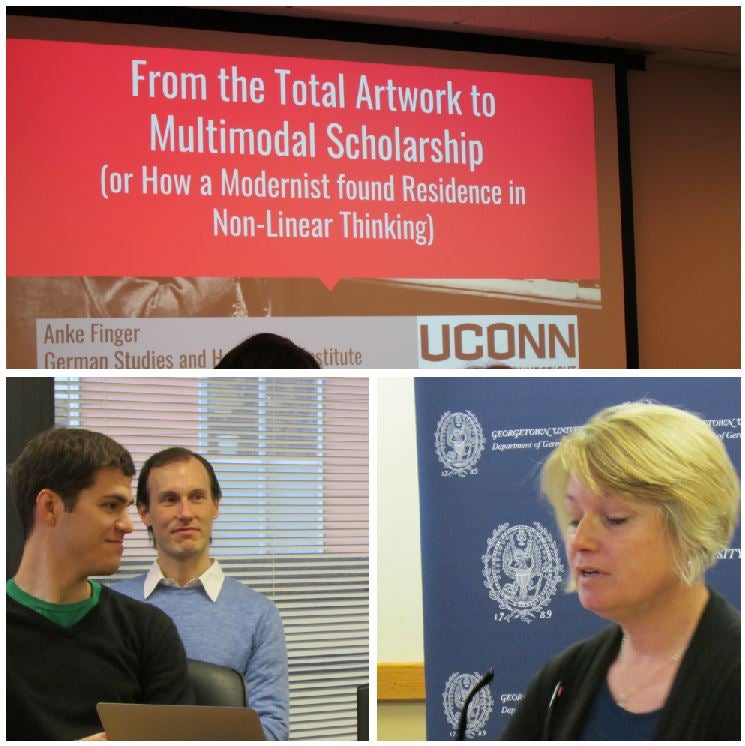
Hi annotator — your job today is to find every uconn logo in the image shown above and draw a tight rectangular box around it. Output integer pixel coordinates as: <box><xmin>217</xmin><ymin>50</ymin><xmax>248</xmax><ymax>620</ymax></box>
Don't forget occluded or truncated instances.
<box><xmin>418</xmin><ymin>316</ymin><xmax>578</xmax><ymax>368</ymax></box>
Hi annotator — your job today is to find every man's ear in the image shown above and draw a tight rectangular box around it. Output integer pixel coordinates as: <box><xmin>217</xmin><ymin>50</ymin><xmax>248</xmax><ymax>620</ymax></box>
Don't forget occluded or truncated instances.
<box><xmin>137</xmin><ymin>503</ymin><xmax>151</xmax><ymax>528</ymax></box>
<box><xmin>36</xmin><ymin>488</ymin><xmax>63</xmax><ymax>527</ymax></box>
<box><xmin>212</xmin><ymin>498</ymin><xmax>220</xmax><ymax>519</ymax></box>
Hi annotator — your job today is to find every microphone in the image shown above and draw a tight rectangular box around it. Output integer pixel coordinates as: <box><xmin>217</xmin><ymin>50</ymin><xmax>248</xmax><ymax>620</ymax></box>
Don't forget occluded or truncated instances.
<box><xmin>457</xmin><ymin>668</ymin><xmax>494</xmax><ymax>740</ymax></box>
<box><xmin>542</xmin><ymin>680</ymin><xmax>564</xmax><ymax>739</ymax></box>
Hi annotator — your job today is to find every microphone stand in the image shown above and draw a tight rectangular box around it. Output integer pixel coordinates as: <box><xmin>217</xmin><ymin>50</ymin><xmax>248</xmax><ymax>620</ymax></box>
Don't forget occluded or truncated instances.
<box><xmin>456</xmin><ymin>668</ymin><xmax>494</xmax><ymax>740</ymax></box>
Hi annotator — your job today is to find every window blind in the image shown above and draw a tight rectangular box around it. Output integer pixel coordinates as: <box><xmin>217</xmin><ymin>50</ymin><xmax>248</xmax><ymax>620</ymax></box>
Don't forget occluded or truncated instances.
<box><xmin>54</xmin><ymin>376</ymin><xmax>369</xmax><ymax>740</ymax></box>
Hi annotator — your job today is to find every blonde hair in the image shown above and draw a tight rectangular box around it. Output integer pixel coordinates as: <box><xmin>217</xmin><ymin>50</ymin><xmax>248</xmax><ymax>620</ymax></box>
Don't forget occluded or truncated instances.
<box><xmin>541</xmin><ymin>401</ymin><xmax>740</xmax><ymax>585</ymax></box>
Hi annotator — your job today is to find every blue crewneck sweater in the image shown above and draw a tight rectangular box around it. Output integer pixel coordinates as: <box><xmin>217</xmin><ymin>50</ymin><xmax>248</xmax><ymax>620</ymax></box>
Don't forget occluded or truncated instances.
<box><xmin>113</xmin><ymin>573</ymin><xmax>289</xmax><ymax>740</ymax></box>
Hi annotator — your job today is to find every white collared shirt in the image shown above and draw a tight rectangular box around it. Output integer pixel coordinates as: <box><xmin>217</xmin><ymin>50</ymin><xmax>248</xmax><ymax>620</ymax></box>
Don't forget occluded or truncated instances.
<box><xmin>143</xmin><ymin>558</ymin><xmax>225</xmax><ymax>603</ymax></box>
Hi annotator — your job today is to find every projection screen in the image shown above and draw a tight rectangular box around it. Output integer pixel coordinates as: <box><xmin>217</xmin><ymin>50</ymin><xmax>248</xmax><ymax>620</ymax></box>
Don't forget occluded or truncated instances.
<box><xmin>7</xmin><ymin>9</ymin><xmax>639</xmax><ymax>369</ymax></box>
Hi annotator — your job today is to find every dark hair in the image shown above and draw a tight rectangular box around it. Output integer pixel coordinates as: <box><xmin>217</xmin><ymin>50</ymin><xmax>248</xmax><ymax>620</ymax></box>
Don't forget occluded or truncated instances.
<box><xmin>215</xmin><ymin>332</ymin><xmax>321</xmax><ymax>369</ymax></box>
<box><xmin>11</xmin><ymin>427</ymin><xmax>135</xmax><ymax>541</ymax></box>
<box><xmin>137</xmin><ymin>447</ymin><xmax>222</xmax><ymax>510</ymax></box>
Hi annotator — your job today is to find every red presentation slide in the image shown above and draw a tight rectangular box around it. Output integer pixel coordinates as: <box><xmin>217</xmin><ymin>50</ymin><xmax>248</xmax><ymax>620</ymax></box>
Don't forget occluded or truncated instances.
<box><xmin>8</xmin><ymin>39</ymin><xmax>600</xmax><ymax>289</ymax></box>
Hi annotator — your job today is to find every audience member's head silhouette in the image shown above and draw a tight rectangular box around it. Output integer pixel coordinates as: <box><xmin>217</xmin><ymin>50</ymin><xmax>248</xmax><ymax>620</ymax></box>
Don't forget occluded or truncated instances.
<box><xmin>215</xmin><ymin>332</ymin><xmax>320</xmax><ymax>369</ymax></box>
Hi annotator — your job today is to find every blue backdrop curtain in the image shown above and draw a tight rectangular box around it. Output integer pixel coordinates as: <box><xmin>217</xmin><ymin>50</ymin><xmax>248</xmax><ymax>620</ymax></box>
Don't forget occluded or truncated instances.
<box><xmin>415</xmin><ymin>376</ymin><xmax>740</xmax><ymax>740</ymax></box>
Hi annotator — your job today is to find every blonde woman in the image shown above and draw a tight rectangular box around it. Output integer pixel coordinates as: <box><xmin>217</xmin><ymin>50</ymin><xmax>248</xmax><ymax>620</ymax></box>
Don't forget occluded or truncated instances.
<box><xmin>502</xmin><ymin>402</ymin><xmax>740</xmax><ymax>740</ymax></box>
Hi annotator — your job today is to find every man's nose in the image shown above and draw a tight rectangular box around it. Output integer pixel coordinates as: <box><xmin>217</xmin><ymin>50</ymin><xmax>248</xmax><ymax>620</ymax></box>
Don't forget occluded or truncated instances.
<box><xmin>118</xmin><ymin>511</ymin><xmax>134</xmax><ymax>534</ymax></box>
<box><xmin>176</xmin><ymin>497</ymin><xmax>193</xmax><ymax>519</ymax></box>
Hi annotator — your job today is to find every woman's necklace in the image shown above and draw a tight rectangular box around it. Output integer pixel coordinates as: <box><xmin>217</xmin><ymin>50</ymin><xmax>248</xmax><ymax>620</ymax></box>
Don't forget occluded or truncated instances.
<box><xmin>614</xmin><ymin>636</ymin><xmax>683</xmax><ymax>708</ymax></box>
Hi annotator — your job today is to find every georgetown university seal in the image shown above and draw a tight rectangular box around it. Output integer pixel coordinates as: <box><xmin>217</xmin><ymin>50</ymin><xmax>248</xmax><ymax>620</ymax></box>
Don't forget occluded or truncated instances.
<box><xmin>482</xmin><ymin>522</ymin><xmax>564</xmax><ymax>623</ymax></box>
<box><xmin>435</xmin><ymin>410</ymin><xmax>485</xmax><ymax>477</ymax></box>
<box><xmin>443</xmin><ymin>672</ymin><xmax>494</xmax><ymax>739</ymax></box>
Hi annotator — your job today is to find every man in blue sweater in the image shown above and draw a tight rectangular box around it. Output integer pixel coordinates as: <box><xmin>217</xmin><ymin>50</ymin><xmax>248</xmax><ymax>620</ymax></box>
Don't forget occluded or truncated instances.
<box><xmin>7</xmin><ymin>428</ymin><xmax>193</xmax><ymax>740</ymax></box>
<box><xmin>113</xmin><ymin>447</ymin><xmax>289</xmax><ymax>740</ymax></box>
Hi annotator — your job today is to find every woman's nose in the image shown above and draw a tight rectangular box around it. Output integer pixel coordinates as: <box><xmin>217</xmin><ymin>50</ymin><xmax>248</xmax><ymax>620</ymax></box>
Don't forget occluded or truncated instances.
<box><xmin>569</xmin><ymin>515</ymin><xmax>598</xmax><ymax>552</ymax></box>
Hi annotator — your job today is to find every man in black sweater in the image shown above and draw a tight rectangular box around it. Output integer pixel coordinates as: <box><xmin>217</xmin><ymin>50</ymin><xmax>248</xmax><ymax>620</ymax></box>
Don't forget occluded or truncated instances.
<box><xmin>7</xmin><ymin>427</ymin><xmax>193</xmax><ymax>740</ymax></box>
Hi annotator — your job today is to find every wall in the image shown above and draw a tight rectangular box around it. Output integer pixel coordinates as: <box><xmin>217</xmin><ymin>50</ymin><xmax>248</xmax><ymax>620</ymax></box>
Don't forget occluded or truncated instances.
<box><xmin>378</xmin><ymin>378</ymin><xmax>423</xmax><ymax>663</ymax></box>
<box><xmin>377</xmin><ymin>378</ymin><xmax>426</xmax><ymax>740</ymax></box>
<box><xmin>628</xmin><ymin>61</ymin><xmax>740</xmax><ymax>368</ymax></box>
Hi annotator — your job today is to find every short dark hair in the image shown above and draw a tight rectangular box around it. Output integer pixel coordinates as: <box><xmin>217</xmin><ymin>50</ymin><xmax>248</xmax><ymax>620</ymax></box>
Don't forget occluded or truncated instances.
<box><xmin>137</xmin><ymin>447</ymin><xmax>222</xmax><ymax>510</ymax></box>
<box><xmin>215</xmin><ymin>332</ymin><xmax>320</xmax><ymax>369</ymax></box>
<box><xmin>11</xmin><ymin>427</ymin><xmax>135</xmax><ymax>541</ymax></box>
